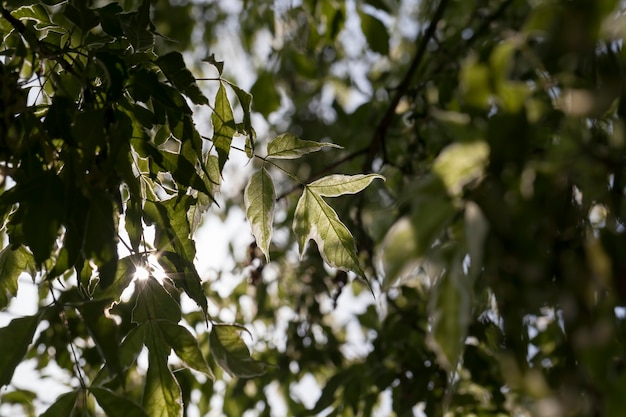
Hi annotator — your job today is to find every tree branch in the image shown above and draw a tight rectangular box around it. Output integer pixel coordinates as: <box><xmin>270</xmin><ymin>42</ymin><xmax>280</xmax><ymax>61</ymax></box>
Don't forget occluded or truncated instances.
<box><xmin>362</xmin><ymin>0</ymin><xmax>450</xmax><ymax>172</ymax></box>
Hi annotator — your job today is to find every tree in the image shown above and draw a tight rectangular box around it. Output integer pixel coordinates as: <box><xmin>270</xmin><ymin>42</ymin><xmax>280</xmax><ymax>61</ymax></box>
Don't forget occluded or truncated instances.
<box><xmin>1</xmin><ymin>0</ymin><xmax>626</xmax><ymax>416</ymax></box>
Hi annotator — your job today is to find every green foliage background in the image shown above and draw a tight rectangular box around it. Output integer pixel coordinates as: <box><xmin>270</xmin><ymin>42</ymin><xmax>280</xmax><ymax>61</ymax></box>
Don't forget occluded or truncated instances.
<box><xmin>2</xmin><ymin>0</ymin><xmax>626</xmax><ymax>416</ymax></box>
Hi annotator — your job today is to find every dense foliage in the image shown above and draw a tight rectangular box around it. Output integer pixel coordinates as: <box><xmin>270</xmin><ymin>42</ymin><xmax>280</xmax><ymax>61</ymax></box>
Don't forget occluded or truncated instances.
<box><xmin>2</xmin><ymin>0</ymin><xmax>626</xmax><ymax>416</ymax></box>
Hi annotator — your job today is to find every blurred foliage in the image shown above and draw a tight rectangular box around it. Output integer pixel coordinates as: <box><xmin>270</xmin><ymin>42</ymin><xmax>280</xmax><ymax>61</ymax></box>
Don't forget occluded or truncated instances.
<box><xmin>2</xmin><ymin>0</ymin><xmax>626</xmax><ymax>416</ymax></box>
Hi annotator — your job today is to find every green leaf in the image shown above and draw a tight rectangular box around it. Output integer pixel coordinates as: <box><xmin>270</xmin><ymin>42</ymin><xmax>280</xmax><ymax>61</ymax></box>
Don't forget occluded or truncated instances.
<box><xmin>250</xmin><ymin>71</ymin><xmax>280</xmax><ymax>117</ymax></box>
<box><xmin>359</xmin><ymin>11</ymin><xmax>389</xmax><ymax>55</ymax></box>
<box><xmin>293</xmin><ymin>188</ymin><xmax>363</xmax><ymax>276</ymax></box>
<box><xmin>78</xmin><ymin>300</ymin><xmax>122</xmax><ymax>379</ymax></box>
<box><xmin>156</xmin><ymin>51</ymin><xmax>208</xmax><ymax>106</ymax></box>
<box><xmin>211</xmin><ymin>82</ymin><xmax>236</xmax><ymax>172</ymax></box>
<box><xmin>464</xmin><ymin>202</ymin><xmax>489</xmax><ymax>280</ymax></box>
<box><xmin>210</xmin><ymin>324</ymin><xmax>266</xmax><ymax>378</ymax></box>
<box><xmin>229</xmin><ymin>82</ymin><xmax>255</xmax><ymax>146</ymax></box>
<box><xmin>92</xmin><ymin>254</ymin><xmax>139</xmax><ymax>301</ymax></box>
<box><xmin>0</xmin><ymin>314</ymin><xmax>40</xmax><ymax>387</ymax></box>
<box><xmin>143</xmin><ymin>197</ymin><xmax>208</xmax><ymax>316</ymax></box>
<box><xmin>244</xmin><ymin>168</ymin><xmax>275</xmax><ymax>262</ymax></box>
<box><xmin>427</xmin><ymin>252</ymin><xmax>471</xmax><ymax>371</ymax></box>
<box><xmin>83</xmin><ymin>193</ymin><xmax>119</xmax><ymax>289</ymax></box>
<box><xmin>432</xmin><ymin>140</ymin><xmax>489</xmax><ymax>198</ymax></box>
<box><xmin>157</xmin><ymin>321</ymin><xmax>214</xmax><ymax>380</ymax></box>
<box><xmin>90</xmin><ymin>387</ymin><xmax>148</xmax><ymax>417</ymax></box>
<box><xmin>91</xmin><ymin>324</ymin><xmax>147</xmax><ymax>387</ymax></box>
<box><xmin>306</xmin><ymin>174</ymin><xmax>384</xmax><ymax>196</ymax></box>
<box><xmin>143</xmin><ymin>325</ymin><xmax>183</xmax><ymax>417</ymax></box>
<box><xmin>40</xmin><ymin>390</ymin><xmax>79</xmax><ymax>417</ymax></box>
<box><xmin>266</xmin><ymin>133</ymin><xmax>342</xmax><ymax>159</ymax></box>
<box><xmin>132</xmin><ymin>277</ymin><xmax>182</xmax><ymax>324</ymax></box>
<box><xmin>0</xmin><ymin>245</ymin><xmax>35</xmax><ymax>310</ymax></box>
<box><xmin>125</xmin><ymin>197</ymin><xmax>142</xmax><ymax>253</ymax></box>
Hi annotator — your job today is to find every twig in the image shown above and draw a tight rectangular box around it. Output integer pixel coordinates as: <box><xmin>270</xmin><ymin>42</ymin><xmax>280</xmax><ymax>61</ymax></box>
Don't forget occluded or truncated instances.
<box><xmin>49</xmin><ymin>282</ymin><xmax>87</xmax><ymax>390</ymax></box>
<box><xmin>362</xmin><ymin>0</ymin><xmax>450</xmax><ymax>172</ymax></box>
<box><xmin>275</xmin><ymin>147</ymin><xmax>369</xmax><ymax>200</ymax></box>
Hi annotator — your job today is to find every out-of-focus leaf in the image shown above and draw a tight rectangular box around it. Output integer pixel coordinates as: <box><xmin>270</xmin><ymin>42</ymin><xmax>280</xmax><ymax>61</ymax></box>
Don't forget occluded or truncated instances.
<box><xmin>266</xmin><ymin>133</ymin><xmax>341</xmax><ymax>159</ymax></box>
<box><xmin>40</xmin><ymin>390</ymin><xmax>79</xmax><ymax>417</ymax></box>
<box><xmin>0</xmin><ymin>245</ymin><xmax>35</xmax><ymax>310</ymax></box>
<box><xmin>250</xmin><ymin>71</ymin><xmax>280</xmax><ymax>117</ymax></box>
<box><xmin>359</xmin><ymin>11</ymin><xmax>389</xmax><ymax>55</ymax></box>
<box><xmin>210</xmin><ymin>324</ymin><xmax>265</xmax><ymax>378</ymax></box>
<box><xmin>156</xmin><ymin>51</ymin><xmax>208</xmax><ymax>105</ymax></box>
<box><xmin>84</xmin><ymin>193</ymin><xmax>119</xmax><ymax>289</ymax></box>
<box><xmin>379</xmin><ymin>217</ymin><xmax>421</xmax><ymax>290</ymax></box>
<box><xmin>157</xmin><ymin>321</ymin><xmax>214</xmax><ymax>380</ymax></box>
<box><xmin>244</xmin><ymin>168</ymin><xmax>275</xmax><ymax>262</ymax></box>
<box><xmin>427</xmin><ymin>253</ymin><xmax>471</xmax><ymax>371</ymax></box>
<box><xmin>90</xmin><ymin>387</ymin><xmax>148</xmax><ymax>417</ymax></box>
<box><xmin>0</xmin><ymin>314</ymin><xmax>40</xmax><ymax>386</ymax></box>
<box><xmin>212</xmin><ymin>82</ymin><xmax>236</xmax><ymax>173</ymax></box>
<box><xmin>464</xmin><ymin>202</ymin><xmax>488</xmax><ymax>280</ymax></box>
<box><xmin>432</xmin><ymin>140</ymin><xmax>489</xmax><ymax>197</ymax></box>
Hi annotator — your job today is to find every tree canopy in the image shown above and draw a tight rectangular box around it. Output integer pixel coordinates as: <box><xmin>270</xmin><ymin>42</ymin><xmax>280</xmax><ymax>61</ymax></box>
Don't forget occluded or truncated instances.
<box><xmin>2</xmin><ymin>0</ymin><xmax>626</xmax><ymax>416</ymax></box>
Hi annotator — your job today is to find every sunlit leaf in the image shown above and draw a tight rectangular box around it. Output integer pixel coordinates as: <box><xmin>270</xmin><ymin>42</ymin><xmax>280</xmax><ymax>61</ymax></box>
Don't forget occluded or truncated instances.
<box><xmin>157</xmin><ymin>321</ymin><xmax>214</xmax><ymax>380</ymax></box>
<box><xmin>307</xmin><ymin>174</ymin><xmax>384</xmax><ymax>197</ymax></box>
<box><xmin>0</xmin><ymin>314</ymin><xmax>40</xmax><ymax>387</ymax></box>
<box><xmin>379</xmin><ymin>217</ymin><xmax>421</xmax><ymax>290</ymax></box>
<box><xmin>0</xmin><ymin>245</ymin><xmax>35</xmax><ymax>310</ymax></box>
<box><xmin>244</xmin><ymin>168</ymin><xmax>275</xmax><ymax>262</ymax></box>
<box><xmin>266</xmin><ymin>133</ymin><xmax>341</xmax><ymax>159</ymax></box>
<box><xmin>211</xmin><ymin>82</ymin><xmax>236</xmax><ymax>172</ymax></box>
<box><xmin>293</xmin><ymin>188</ymin><xmax>364</xmax><ymax>276</ymax></box>
<box><xmin>210</xmin><ymin>324</ymin><xmax>265</xmax><ymax>378</ymax></box>
<box><xmin>432</xmin><ymin>140</ymin><xmax>489</xmax><ymax>197</ymax></box>
<box><xmin>90</xmin><ymin>387</ymin><xmax>148</xmax><ymax>417</ymax></box>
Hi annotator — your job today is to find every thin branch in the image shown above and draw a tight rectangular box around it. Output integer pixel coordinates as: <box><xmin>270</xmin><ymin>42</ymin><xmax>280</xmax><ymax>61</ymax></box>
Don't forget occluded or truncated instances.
<box><xmin>362</xmin><ymin>0</ymin><xmax>450</xmax><ymax>172</ymax></box>
<box><xmin>49</xmin><ymin>282</ymin><xmax>87</xmax><ymax>390</ymax></box>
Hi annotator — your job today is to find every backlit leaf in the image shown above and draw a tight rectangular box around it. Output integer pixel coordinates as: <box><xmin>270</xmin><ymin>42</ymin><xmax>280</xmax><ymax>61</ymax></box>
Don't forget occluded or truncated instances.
<box><xmin>211</xmin><ymin>82</ymin><xmax>236</xmax><ymax>172</ymax></box>
<box><xmin>293</xmin><ymin>188</ymin><xmax>364</xmax><ymax>276</ymax></box>
<box><xmin>0</xmin><ymin>314</ymin><xmax>40</xmax><ymax>387</ymax></box>
<box><xmin>250</xmin><ymin>71</ymin><xmax>280</xmax><ymax>117</ymax></box>
<box><xmin>143</xmin><ymin>335</ymin><xmax>183</xmax><ymax>417</ymax></box>
<box><xmin>132</xmin><ymin>277</ymin><xmax>181</xmax><ymax>324</ymax></box>
<box><xmin>244</xmin><ymin>168</ymin><xmax>275</xmax><ymax>262</ymax></box>
<box><xmin>266</xmin><ymin>133</ymin><xmax>341</xmax><ymax>159</ymax></box>
<box><xmin>78</xmin><ymin>300</ymin><xmax>122</xmax><ymax>378</ymax></box>
<box><xmin>0</xmin><ymin>245</ymin><xmax>35</xmax><ymax>310</ymax></box>
<box><xmin>157</xmin><ymin>321</ymin><xmax>214</xmax><ymax>380</ymax></box>
<box><xmin>210</xmin><ymin>324</ymin><xmax>265</xmax><ymax>378</ymax></box>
